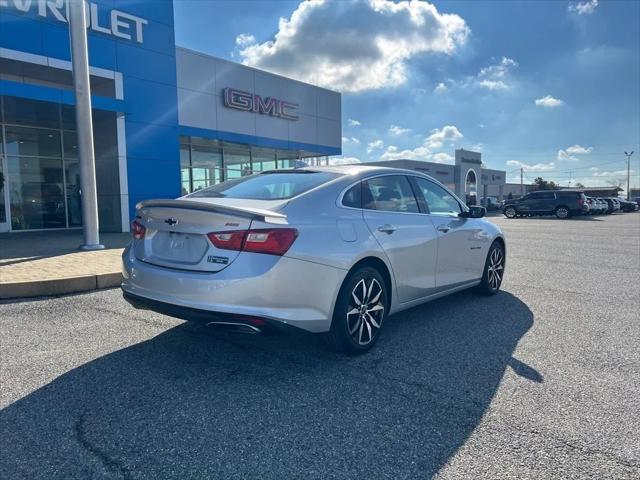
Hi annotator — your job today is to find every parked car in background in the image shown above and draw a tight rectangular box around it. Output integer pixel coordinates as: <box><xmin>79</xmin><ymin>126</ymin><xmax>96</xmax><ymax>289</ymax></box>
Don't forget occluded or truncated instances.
<box><xmin>586</xmin><ymin>197</ymin><xmax>598</xmax><ymax>214</ymax></box>
<box><xmin>481</xmin><ymin>196</ymin><xmax>502</xmax><ymax>211</ymax></box>
<box><xmin>502</xmin><ymin>190</ymin><xmax>589</xmax><ymax>219</ymax></box>
<box><xmin>595</xmin><ymin>198</ymin><xmax>608</xmax><ymax>214</ymax></box>
<box><xmin>618</xmin><ymin>198</ymin><xmax>638</xmax><ymax>212</ymax></box>
<box><xmin>597</xmin><ymin>198</ymin><xmax>609</xmax><ymax>214</ymax></box>
<box><xmin>122</xmin><ymin>166</ymin><xmax>506</xmax><ymax>353</ymax></box>
<box><xmin>601</xmin><ymin>198</ymin><xmax>616</xmax><ymax>214</ymax></box>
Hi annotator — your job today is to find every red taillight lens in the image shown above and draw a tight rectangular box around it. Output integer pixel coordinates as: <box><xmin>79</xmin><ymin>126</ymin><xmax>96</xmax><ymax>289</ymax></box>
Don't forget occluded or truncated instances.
<box><xmin>207</xmin><ymin>231</ymin><xmax>246</xmax><ymax>250</ymax></box>
<box><xmin>206</xmin><ymin>228</ymin><xmax>298</xmax><ymax>256</ymax></box>
<box><xmin>244</xmin><ymin>228</ymin><xmax>298</xmax><ymax>256</ymax></box>
<box><xmin>131</xmin><ymin>220</ymin><xmax>146</xmax><ymax>240</ymax></box>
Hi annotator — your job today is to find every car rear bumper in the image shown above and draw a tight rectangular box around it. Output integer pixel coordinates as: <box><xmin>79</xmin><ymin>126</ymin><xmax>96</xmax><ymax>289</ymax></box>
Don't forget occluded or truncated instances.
<box><xmin>121</xmin><ymin>245</ymin><xmax>346</xmax><ymax>333</ymax></box>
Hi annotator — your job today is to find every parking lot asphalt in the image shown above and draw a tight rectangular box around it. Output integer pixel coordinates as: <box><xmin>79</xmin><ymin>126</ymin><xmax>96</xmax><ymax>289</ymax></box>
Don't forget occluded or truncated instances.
<box><xmin>1</xmin><ymin>212</ymin><xmax>639</xmax><ymax>479</ymax></box>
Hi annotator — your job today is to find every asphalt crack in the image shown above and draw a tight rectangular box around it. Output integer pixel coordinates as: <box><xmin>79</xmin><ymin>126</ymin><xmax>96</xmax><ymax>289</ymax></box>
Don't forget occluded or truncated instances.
<box><xmin>74</xmin><ymin>412</ymin><xmax>132</xmax><ymax>479</ymax></box>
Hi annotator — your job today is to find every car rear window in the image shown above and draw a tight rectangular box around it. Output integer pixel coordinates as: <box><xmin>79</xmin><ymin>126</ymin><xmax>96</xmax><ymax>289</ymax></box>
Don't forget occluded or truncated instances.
<box><xmin>187</xmin><ymin>171</ymin><xmax>340</xmax><ymax>200</ymax></box>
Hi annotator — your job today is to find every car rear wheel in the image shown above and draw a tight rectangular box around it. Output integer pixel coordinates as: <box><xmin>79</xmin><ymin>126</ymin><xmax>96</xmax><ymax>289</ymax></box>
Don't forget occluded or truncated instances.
<box><xmin>476</xmin><ymin>242</ymin><xmax>505</xmax><ymax>296</ymax></box>
<box><xmin>555</xmin><ymin>206</ymin><xmax>570</xmax><ymax>219</ymax></box>
<box><xmin>326</xmin><ymin>266</ymin><xmax>387</xmax><ymax>354</ymax></box>
<box><xmin>504</xmin><ymin>207</ymin><xmax>517</xmax><ymax>218</ymax></box>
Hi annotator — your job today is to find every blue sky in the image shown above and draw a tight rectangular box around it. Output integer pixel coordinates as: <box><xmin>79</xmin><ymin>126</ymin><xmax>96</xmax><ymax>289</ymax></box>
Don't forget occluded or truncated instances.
<box><xmin>174</xmin><ymin>0</ymin><xmax>640</xmax><ymax>189</ymax></box>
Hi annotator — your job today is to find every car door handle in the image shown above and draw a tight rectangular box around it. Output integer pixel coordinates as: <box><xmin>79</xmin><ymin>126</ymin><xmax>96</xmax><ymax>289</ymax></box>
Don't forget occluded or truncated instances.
<box><xmin>437</xmin><ymin>226</ymin><xmax>450</xmax><ymax>233</ymax></box>
<box><xmin>377</xmin><ymin>224</ymin><xmax>396</xmax><ymax>234</ymax></box>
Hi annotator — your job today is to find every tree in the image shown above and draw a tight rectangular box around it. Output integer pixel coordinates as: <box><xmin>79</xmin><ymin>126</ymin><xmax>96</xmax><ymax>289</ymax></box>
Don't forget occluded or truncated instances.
<box><xmin>532</xmin><ymin>177</ymin><xmax>560</xmax><ymax>191</ymax></box>
<box><xmin>574</xmin><ymin>182</ymin><xmax>586</xmax><ymax>188</ymax></box>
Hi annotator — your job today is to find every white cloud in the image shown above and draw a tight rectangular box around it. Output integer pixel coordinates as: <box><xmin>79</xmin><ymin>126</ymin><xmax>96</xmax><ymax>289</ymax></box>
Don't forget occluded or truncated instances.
<box><xmin>506</xmin><ymin>160</ymin><xmax>556</xmax><ymax>172</ymax></box>
<box><xmin>568</xmin><ymin>0</ymin><xmax>598</xmax><ymax>15</ymax></box>
<box><xmin>367</xmin><ymin>139</ymin><xmax>385</xmax><ymax>153</ymax></box>
<box><xmin>477</xmin><ymin>57</ymin><xmax>518</xmax><ymax>90</ymax></box>
<box><xmin>426</xmin><ymin>125</ymin><xmax>463</xmax><ymax>149</ymax></box>
<box><xmin>558</xmin><ymin>144</ymin><xmax>593</xmax><ymax>161</ymax></box>
<box><xmin>557</xmin><ymin>150</ymin><xmax>578</xmax><ymax>162</ymax></box>
<box><xmin>348</xmin><ymin>119</ymin><xmax>361</xmax><ymax>127</ymax></box>
<box><xmin>237</xmin><ymin>0</ymin><xmax>469</xmax><ymax>93</ymax></box>
<box><xmin>388</xmin><ymin>125</ymin><xmax>411</xmax><ymax>136</ymax></box>
<box><xmin>377</xmin><ymin>125</ymin><xmax>462</xmax><ymax>162</ymax></box>
<box><xmin>535</xmin><ymin>95</ymin><xmax>564</xmax><ymax>107</ymax></box>
<box><xmin>434</xmin><ymin>82</ymin><xmax>448</xmax><ymax>94</ymax></box>
<box><xmin>431</xmin><ymin>152</ymin><xmax>454</xmax><ymax>163</ymax></box>
<box><xmin>329</xmin><ymin>156</ymin><xmax>362</xmax><ymax>165</ymax></box>
<box><xmin>592</xmin><ymin>169</ymin><xmax>632</xmax><ymax>177</ymax></box>
<box><xmin>566</xmin><ymin>145</ymin><xmax>593</xmax><ymax>155</ymax></box>
<box><xmin>342</xmin><ymin>136</ymin><xmax>361</xmax><ymax>144</ymax></box>
<box><xmin>235</xmin><ymin>33</ymin><xmax>256</xmax><ymax>47</ymax></box>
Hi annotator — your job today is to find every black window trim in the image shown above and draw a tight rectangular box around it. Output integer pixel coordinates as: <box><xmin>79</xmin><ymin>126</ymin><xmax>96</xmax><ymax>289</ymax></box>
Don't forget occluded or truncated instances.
<box><xmin>408</xmin><ymin>174</ymin><xmax>465</xmax><ymax>216</ymax></box>
<box><xmin>337</xmin><ymin>173</ymin><xmax>465</xmax><ymax>216</ymax></box>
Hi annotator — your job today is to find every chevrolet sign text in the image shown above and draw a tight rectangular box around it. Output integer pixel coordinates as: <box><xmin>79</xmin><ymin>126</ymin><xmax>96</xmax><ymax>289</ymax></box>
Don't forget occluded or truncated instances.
<box><xmin>0</xmin><ymin>0</ymin><xmax>148</xmax><ymax>44</ymax></box>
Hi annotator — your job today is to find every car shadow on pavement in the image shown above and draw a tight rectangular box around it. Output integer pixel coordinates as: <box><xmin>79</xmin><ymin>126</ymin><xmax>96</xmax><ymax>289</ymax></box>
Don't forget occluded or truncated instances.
<box><xmin>0</xmin><ymin>290</ymin><xmax>538</xmax><ymax>479</ymax></box>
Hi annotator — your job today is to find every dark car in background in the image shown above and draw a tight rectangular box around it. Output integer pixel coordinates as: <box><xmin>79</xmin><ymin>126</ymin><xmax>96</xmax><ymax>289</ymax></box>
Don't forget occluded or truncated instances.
<box><xmin>503</xmin><ymin>190</ymin><xmax>588</xmax><ymax>219</ymax></box>
<box><xmin>618</xmin><ymin>198</ymin><xmax>639</xmax><ymax>212</ymax></box>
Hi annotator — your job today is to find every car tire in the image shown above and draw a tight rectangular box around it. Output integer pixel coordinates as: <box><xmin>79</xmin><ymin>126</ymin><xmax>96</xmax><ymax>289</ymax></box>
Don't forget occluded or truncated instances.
<box><xmin>325</xmin><ymin>266</ymin><xmax>387</xmax><ymax>354</ymax></box>
<box><xmin>504</xmin><ymin>207</ymin><xmax>517</xmax><ymax>218</ymax></box>
<box><xmin>476</xmin><ymin>242</ymin><xmax>505</xmax><ymax>296</ymax></box>
<box><xmin>555</xmin><ymin>206</ymin><xmax>570</xmax><ymax>219</ymax></box>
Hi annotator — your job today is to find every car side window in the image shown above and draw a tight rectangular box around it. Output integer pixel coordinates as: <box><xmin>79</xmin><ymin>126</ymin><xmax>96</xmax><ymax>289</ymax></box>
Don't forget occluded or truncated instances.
<box><xmin>412</xmin><ymin>177</ymin><xmax>461</xmax><ymax>215</ymax></box>
<box><xmin>362</xmin><ymin>176</ymin><xmax>420</xmax><ymax>213</ymax></box>
<box><xmin>342</xmin><ymin>182</ymin><xmax>362</xmax><ymax>208</ymax></box>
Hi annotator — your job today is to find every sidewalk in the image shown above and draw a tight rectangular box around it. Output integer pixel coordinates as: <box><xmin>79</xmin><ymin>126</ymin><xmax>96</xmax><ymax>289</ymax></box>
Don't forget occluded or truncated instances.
<box><xmin>0</xmin><ymin>230</ymin><xmax>130</xmax><ymax>300</ymax></box>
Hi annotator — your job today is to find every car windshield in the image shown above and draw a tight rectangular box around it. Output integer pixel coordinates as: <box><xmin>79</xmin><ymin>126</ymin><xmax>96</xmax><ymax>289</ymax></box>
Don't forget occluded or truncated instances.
<box><xmin>187</xmin><ymin>171</ymin><xmax>340</xmax><ymax>200</ymax></box>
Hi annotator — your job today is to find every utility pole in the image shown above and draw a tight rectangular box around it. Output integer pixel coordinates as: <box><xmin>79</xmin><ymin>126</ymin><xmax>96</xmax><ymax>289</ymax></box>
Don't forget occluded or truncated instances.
<box><xmin>520</xmin><ymin>168</ymin><xmax>524</xmax><ymax>197</ymax></box>
<box><xmin>69</xmin><ymin>0</ymin><xmax>103</xmax><ymax>250</ymax></box>
<box><xmin>624</xmin><ymin>151</ymin><xmax>634</xmax><ymax>200</ymax></box>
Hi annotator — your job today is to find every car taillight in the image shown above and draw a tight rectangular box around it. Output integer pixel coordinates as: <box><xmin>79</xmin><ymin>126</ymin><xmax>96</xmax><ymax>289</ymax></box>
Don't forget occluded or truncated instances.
<box><xmin>207</xmin><ymin>231</ymin><xmax>246</xmax><ymax>251</ymax></box>
<box><xmin>131</xmin><ymin>220</ymin><xmax>146</xmax><ymax>240</ymax></box>
<box><xmin>207</xmin><ymin>228</ymin><xmax>298</xmax><ymax>256</ymax></box>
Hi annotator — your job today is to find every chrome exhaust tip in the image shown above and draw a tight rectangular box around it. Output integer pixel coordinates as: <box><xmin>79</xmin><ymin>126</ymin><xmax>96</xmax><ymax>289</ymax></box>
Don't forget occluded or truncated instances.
<box><xmin>205</xmin><ymin>321</ymin><xmax>262</xmax><ymax>334</ymax></box>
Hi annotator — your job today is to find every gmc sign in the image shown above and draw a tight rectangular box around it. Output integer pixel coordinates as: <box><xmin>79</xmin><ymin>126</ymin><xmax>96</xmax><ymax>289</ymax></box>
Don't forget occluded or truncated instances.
<box><xmin>223</xmin><ymin>87</ymin><xmax>299</xmax><ymax>121</ymax></box>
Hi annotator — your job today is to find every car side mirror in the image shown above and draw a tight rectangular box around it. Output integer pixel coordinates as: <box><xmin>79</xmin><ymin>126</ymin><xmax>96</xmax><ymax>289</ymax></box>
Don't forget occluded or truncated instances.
<box><xmin>459</xmin><ymin>206</ymin><xmax>485</xmax><ymax>219</ymax></box>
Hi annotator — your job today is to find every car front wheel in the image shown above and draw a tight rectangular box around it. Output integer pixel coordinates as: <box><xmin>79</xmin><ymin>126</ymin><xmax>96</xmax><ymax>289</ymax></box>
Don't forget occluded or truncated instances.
<box><xmin>477</xmin><ymin>242</ymin><xmax>505</xmax><ymax>295</ymax></box>
<box><xmin>504</xmin><ymin>207</ymin><xmax>517</xmax><ymax>218</ymax></box>
<box><xmin>326</xmin><ymin>266</ymin><xmax>387</xmax><ymax>354</ymax></box>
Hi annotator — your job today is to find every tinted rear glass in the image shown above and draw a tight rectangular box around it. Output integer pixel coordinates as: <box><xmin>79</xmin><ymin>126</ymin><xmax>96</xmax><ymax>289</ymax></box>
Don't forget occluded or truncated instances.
<box><xmin>187</xmin><ymin>171</ymin><xmax>340</xmax><ymax>200</ymax></box>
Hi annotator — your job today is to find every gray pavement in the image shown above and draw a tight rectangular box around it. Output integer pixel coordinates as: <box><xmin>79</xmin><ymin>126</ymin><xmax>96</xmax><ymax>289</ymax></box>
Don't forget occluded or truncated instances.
<box><xmin>1</xmin><ymin>213</ymin><xmax>639</xmax><ymax>479</ymax></box>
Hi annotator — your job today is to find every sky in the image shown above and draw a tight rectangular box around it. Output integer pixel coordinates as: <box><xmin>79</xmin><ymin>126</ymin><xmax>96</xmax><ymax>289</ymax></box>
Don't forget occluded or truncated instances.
<box><xmin>174</xmin><ymin>0</ymin><xmax>640</xmax><ymax>189</ymax></box>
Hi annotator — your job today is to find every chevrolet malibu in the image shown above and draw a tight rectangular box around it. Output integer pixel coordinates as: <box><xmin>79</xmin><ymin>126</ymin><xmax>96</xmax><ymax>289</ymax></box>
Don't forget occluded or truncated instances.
<box><xmin>122</xmin><ymin>166</ymin><xmax>506</xmax><ymax>353</ymax></box>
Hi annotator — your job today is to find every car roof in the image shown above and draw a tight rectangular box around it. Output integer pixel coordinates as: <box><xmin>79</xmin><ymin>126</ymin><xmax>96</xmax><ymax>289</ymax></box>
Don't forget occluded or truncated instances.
<box><xmin>297</xmin><ymin>164</ymin><xmax>440</xmax><ymax>179</ymax></box>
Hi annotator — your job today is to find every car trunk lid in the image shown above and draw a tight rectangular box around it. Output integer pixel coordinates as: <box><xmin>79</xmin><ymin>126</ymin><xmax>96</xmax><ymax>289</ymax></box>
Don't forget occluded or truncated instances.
<box><xmin>133</xmin><ymin>198</ymin><xmax>287</xmax><ymax>272</ymax></box>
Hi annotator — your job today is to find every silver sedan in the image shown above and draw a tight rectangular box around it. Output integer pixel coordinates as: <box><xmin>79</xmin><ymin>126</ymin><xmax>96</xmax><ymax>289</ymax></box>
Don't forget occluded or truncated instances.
<box><xmin>122</xmin><ymin>166</ymin><xmax>506</xmax><ymax>353</ymax></box>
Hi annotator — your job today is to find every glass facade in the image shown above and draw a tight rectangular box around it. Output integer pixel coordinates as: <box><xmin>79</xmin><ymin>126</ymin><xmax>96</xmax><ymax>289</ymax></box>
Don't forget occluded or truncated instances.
<box><xmin>179</xmin><ymin>136</ymin><xmax>298</xmax><ymax>195</ymax></box>
<box><xmin>0</xmin><ymin>96</ymin><xmax>119</xmax><ymax>231</ymax></box>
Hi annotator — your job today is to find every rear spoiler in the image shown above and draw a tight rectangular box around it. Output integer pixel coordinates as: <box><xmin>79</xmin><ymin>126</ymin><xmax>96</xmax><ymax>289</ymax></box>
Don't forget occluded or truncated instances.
<box><xmin>136</xmin><ymin>199</ymin><xmax>288</xmax><ymax>224</ymax></box>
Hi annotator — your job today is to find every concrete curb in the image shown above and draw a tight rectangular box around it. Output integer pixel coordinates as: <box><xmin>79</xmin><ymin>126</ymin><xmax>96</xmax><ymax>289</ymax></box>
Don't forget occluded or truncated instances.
<box><xmin>0</xmin><ymin>272</ymin><xmax>123</xmax><ymax>300</ymax></box>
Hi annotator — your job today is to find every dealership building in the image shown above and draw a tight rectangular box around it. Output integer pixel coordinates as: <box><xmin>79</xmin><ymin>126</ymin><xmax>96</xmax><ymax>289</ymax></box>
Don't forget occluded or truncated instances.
<box><xmin>0</xmin><ymin>0</ymin><xmax>509</xmax><ymax>234</ymax></box>
<box><xmin>363</xmin><ymin>149</ymin><xmax>508</xmax><ymax>206</ymax></box>
<box><xmin>0</xmin><ymin>0</ymin><xmax>341</xmax><ymax>233</ymax></box>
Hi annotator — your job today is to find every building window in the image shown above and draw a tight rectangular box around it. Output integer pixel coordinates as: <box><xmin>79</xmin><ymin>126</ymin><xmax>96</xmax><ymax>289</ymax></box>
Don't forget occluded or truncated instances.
<box><xmin>178</xmin><ymin>136</ymin><xmax>301</xmax><ymax>193</ymax></box>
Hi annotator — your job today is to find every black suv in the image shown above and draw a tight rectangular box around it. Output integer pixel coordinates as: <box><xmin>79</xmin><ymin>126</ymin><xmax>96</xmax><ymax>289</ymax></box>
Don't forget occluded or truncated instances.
<box><xmin>503</xmin><ymin>190</ymin><xmax>589</xmax><ymax>219</ymax></box>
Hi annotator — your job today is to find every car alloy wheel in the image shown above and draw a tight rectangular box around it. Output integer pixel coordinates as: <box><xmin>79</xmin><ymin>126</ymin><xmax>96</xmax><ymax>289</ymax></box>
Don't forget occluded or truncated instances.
<box><xmin>555</xmin><ymin>207</ymin><xmax>569</xmax><ymax>219</ymax></box>
<box><xmin>504</xmin><ymin>207</ymin><xmax>516</xmax><ymax>218</ymax></box>
<box><xmin>347</xmin><ymin>278</ymin><xmax>385</xmax><ymax>346</ymax></box>
<box><xmin>477</xmin><ymin>242</ymin><xmax>505</xmax><ymax>295</ymax></box>
<box><xmin>486</xmin><ymin>247</ymin><xmax>504</xmax><ymax>291</ymax></box>
<box><xmin>326</xmin><ymin>266</ymin><xmax>387</xmax><ymax>353</ymax></box>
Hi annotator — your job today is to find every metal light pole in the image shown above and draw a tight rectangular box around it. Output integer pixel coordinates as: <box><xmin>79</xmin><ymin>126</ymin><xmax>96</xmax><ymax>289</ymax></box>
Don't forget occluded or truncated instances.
<box><xmin>624</xmin><ymin>151</ymin><xmax>634</xmax><ymax>200</ymax></box>
<box><xmin>69</xmin><ymin>0</ymin><xmax>104</xmax><ymax>250</ymax></box>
